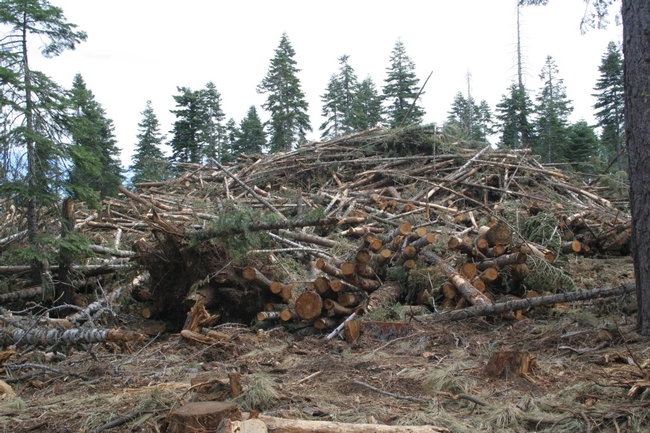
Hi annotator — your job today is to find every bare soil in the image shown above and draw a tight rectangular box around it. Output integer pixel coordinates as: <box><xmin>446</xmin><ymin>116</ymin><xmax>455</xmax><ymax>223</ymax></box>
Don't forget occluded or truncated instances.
<box><xmin>2</xmin><ymin>256</ymin><xmax>648</xmax><ymax>433</ymax></box>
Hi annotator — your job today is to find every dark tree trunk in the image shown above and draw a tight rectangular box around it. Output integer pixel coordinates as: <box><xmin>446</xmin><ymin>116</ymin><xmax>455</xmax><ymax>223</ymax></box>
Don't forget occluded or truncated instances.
<box><xmin>623</xmin><ymin>0</ymin><xmax>650</xmax><ymax>335</ymax></box>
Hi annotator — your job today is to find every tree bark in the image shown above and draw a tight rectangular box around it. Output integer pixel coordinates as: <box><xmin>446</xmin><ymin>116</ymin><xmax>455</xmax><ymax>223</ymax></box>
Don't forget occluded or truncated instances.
<box><xmin>623</xmin><ymin>0</ymin><xmax>650</xmax><ymax>335</ymax></box>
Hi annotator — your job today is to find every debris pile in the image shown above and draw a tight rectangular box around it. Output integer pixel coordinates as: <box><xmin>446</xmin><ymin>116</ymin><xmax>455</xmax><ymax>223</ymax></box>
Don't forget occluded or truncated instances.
<box><xmin>0</xmin><ymin>126</ymin><xmax>632</xmax><ymax>334</ymax></box>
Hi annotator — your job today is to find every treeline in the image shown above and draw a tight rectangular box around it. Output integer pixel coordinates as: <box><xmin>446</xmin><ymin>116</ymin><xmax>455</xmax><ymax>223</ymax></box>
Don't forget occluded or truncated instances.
<box><xmin>0</xmin><ymin>1</ymin><xmax>625</xmax><ymax>214</ymax></box>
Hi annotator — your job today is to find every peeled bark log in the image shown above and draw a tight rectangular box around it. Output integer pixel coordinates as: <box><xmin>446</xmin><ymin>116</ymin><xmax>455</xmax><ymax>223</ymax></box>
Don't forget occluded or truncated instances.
<box><xmin>256</xmin><ymin>414</ymin><xmax>450</xmax><ymax>432</ymax></box>
<box><xmin>256</xmin><ymin>311</ymin><xmax>280</xmax><ymax>321</ymax></box>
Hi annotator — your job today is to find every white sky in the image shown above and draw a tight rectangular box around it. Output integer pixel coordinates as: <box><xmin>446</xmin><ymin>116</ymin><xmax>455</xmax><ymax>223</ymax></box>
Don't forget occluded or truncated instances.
<box><xmin>31</xmin><ymin>0</ymin><xmax>623</xmax><ymax>168</ymax></box>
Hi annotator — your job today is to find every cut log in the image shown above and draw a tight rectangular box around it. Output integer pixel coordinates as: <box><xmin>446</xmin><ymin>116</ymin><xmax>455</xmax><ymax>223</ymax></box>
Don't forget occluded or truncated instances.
<box><xmin>314</xmin><ymin>316</ymin><xmax>338</xmax><ymax>330</ymax></box>
<box><xmin>366</xmin><ymin>280</ymin><xmax>403</xmax><ymax>311</ymax></box>
<box><xmin>256</xmin><ymin>311</ymin><xmax>280</xmax><ymax>322</ymax></box>
<box><xmin>476</xmin><ymin>252</ymin><xmax>527</xmax><ymax>271</ymax></box>
<box><xmin>242</xmin><ymin>267</ymin><xmax>273</xmax><ymax>289</ymax></box>
<box><xmin>166</xmin><ymin>401</ymin><xmax>238</xmax><ymax>433</ymax></box>
<box><xmin>315</xmin><ymin>258</ymin><xmax>344</xmax><ymax>279</ymax></box>
<box><xmin>442</xmin><ymin>283</ymin><xmax>457</xmax><ymax>300</ymax></box>
<box><xmin>477</xmin><ymin>267</ymin><xmax>499</xmax><ymax>283</ymax></box>
<box><xmin>324</xmin><ymin>298</ymin><xmax>354</xmax><ymax>315</ymax></box>
<box><xmin>337</xmin><ymin>292</ymin><xmax>363</xmax><ymax>307</ymax></box>
<box><xmin>421</xmin><ymin>250</ymin><xmax>492</xmax><ymax>307</ymax></box>
<box><xmin>409</xmin><ymin>233</ymin><xmax>435</xmax><ymax>250</ymax></box>
<box><xmin>294</xmin><ymin>291</ymin><xmax>323</xmax><ymax>321</ymax></box>
<box><xmin>459</xmin><ymin>262</ymin><xmax>477</xmax><ymax>280</ymax></box>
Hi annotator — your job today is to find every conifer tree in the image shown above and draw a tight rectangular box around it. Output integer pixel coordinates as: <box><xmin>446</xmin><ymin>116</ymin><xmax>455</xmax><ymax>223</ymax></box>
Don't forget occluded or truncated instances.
<box><xmin>593</xmin><ymin>41</ymin><xmax>624</xmax><ymax>171</ymax></box>
<box><xmin>533</xmin><ymin>56</ymin><xmax>573</xmax><ymax>163</ymax></box>
<box><xmin>445</xmin><ymin>93</ymin><xmax>495</xmax><ymax>146</ymax></box>
<box><xmin>200</xmin><ymin>81</ymin><xmax>227</xmax><ymax>162</ymax></box>
<box><xmin>257</xmin><ymin>33</ymin><xmax>311</xmax><ymax>152</ymax></box>
<box><xmin>495</xmin><ymin>83</ymin><xmax>534</xmax><ymax>149</ymax></box>
<box><xmin>320</xmin><ymin>55</ymin><xmax>363</xmax><ymax>139</ymax></box>
<box><xmin>565</xmin><ymin>120</ymin><xmax>601</xmax><ymax>173</ymax></box>
<box><xmin>319</xmin><ymin>74</ymin><xmax>343</xmax><ymax>139</ymax></box>
<box><xmin>67</xmin><ymin>73</ymin><xmax>123</xmax><ymax>206</ymax></box>
<box><xmin>0</xmin><ymin>0</ymin><xmax>87</xmax><ymax>282</ymax></box>
<box><xmin>130</xmin><ymin>100</ymin><xmax>167</xmax><ymax>185</ymax></box>
<box><xmin>234</xmin><ymin>106</ymin><xmax>266</xmax><ymax>155</ymax></box>
<box><xmin>351</xmin><ymin>77</ymin><xmax>383</xmax><ymax>131</ymax></box>
<box><xmin>169</xmin><ymin>87</ymin><xmax>204</xmax><ymax>164</ymax></box>
<box><xmin>382</xmin><ymin>39</ymin><xmax>425</xmax><ymax>128</ymax></box>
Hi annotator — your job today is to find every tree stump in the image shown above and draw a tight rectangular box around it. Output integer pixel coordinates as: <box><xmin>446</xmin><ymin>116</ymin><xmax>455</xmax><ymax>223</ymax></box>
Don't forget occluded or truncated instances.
<box><xmin>165</xmin><ymin>401</ymin><xmax>238</xmax><ymax>433</ymax></box>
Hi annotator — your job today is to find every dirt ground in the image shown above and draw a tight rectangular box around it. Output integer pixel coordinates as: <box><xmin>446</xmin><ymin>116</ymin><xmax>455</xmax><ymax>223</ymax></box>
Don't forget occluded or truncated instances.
<box><xmin>1</xmin><ymin>255</ymin><xmax>649</xmax><ymax>433</ymax></box>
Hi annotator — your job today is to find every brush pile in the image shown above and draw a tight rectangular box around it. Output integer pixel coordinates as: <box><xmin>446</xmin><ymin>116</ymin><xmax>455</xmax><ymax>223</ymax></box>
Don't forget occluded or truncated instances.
<box><xmin>0</xmin><ymin>126</ymin><xmax>632</xmax><ymax>334</ymax></box>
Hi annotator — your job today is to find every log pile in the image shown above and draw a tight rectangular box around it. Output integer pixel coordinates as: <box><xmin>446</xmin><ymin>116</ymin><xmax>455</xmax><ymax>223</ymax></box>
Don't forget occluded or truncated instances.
<box><xmin>0</xmin><ymin>126</ymin><xmax>632</xmax><ymax>331</ymax></box>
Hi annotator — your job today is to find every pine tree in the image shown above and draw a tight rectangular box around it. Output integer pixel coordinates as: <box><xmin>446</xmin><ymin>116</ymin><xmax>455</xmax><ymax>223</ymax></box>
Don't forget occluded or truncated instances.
<box><xmin>257</xmin><ymin>33</ymin><xmax>311</xmax><ymax>153</ymax></box>
<box><xmin>495</xmin><ymin>83</ymin><xmax>534</xmax><ymax>149</ymax></box>
<box><xmin>234</xmin><ymin>106</ymin><xmax>266</xmax><ymax>155</ymax></box>
<box><xmin>593</xmin><ymin>41</ymin><xmax>624</xmax><ymax>171</ymax></box>
<box><xmin>222</xmin><ymin>118</ymin><xmax>238</xmax><ymax>162</ymax></box>
<box><xmin>67</xmin><ymin>74</ymin><xmax>123</xmax><ymax>206</ymax></box>
<box><xmin>351</xmin><ymin>77</ymin><xmax>383</xmax><ymax>131</ymax></box>
<box><xmin>200</xmin><ymin>81</ymin><xmax>227</xmax><ymax>163</ymax></box>
<box><xmin>169</xmin><ymin>87</ymin><xmax>204</xmax><ymax>164</ymax></box>
<box><xmin>130</xmin><ymin>100</ymin><xmax>167</xmax><ymax>185</ymax></box>
<box><xmin>382</xmin><ymin>39</ymin><xmax>425</xmax><ymax>128</ymax></box>
<box><xmin>0</xmin><ymin>0</ymin><xmax>87</xmax><ymax>282</ymax></box>
<box><xmin>533</xmin><ymin>56</ymin><xmax>573</xmax><ymax>163</ymax></box>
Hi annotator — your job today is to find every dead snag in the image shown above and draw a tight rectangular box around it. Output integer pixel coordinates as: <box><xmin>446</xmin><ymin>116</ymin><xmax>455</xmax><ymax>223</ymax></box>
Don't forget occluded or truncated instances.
<box><xmin>421</xmin><ymin>250</ymin><xmax>492</xmax><ymax>307</ymax></box>
<box><xmin>56</xmin><ymin>198</ymin><xmax>75</xmax><ymax>309</ymax></box>
<box><xmin>294</xmin><ymin>291</ymin><xmax>323</xmax><ymax>321</ymax></box>
<box><xmin>366</xmin><ymin>280</ymin><xmax>404</xmax><ymax>311</ymax></box>
<box><xmin>475</xmin><ymin>252</ymin><xmax>527</xmax><ymax>271</ymax></box>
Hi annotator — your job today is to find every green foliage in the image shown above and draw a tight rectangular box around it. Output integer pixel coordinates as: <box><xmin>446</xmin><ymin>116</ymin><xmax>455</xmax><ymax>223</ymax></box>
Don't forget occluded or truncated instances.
<box><xmin>67</xmin><ymin>73</ymin><xmax>123</xmax><ymax>204</ymax></box>
<box><xmin>319</xmin><ymin>55</ymin><xmax>361</xmax><ymax>139</ymax></box>
<box><xmin>564</xmin><ymin>120</ymin><xmax>602</xmax><ymax>173</ymax></box>
<box><xmin>380</xmin><ymin>124</ymin><xmax>444</xmax><ymax>156</ymax></box>
<box><xmin>168</xmin><ymin>86</ymin><xmax>205</xmax><ymax>164</ymax></box>
<box><xmin>257</xmin><ymin>33</ymin><xmax>312</xmax><ymax>152</ymax></box>
<box><xmin>532</xmin><ymin>56</ymin><xmax>574</xmax><ymax>163</ymax></box>
<box><xmin>130</xmin><ymin>100</ymin><xmax>168</xmax><ymax>185</ymax></box>
<box><xmin>593</xmin><ymin>41</ymin><xmax>625</xmax><ymax>172</ymax></box>
<box><xmin>232</xmin><ymin>106</ymin><xmax>266</xmax><ymax>155</ymax></box>
<box><xmin>445</xmin><ymin>92</ymin><xmax>495</xmax><ymax>146</ymax></box>
<box><xmin>496</xmin><ymin>83</ymin><xmax>534</xmax><ymax>150</ymax></box>
<box><xmin>524</xmin><ymin>255</ymin><xmax>578</xmax><ymax>293</ymax></box>
<box><xmin>200</xmin><ymin>81</ymin><xmax>227</xmax><ymax>163</ymax></box>
<box><xmin>382</xmin><ymin>39</ymin><xmax>425</xmax><ymax>129</ymax></box>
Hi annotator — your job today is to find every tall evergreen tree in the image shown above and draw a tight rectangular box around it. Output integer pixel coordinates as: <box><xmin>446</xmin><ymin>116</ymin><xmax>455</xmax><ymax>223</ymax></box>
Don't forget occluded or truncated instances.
<box><xmin>445</xmin><ymin>93</ymin><xmax>494</xmax><ymax>146</ymax></box>
<box><xmin>0</xmin><ymin>0</ymin><xmax>87</xmax><ymax>282</ymax></box>
<box><xmin>382</xmin><ymin>39</ymin><xmax>425</xmax><ymax>128</ymax></box>
<box><xmin>495</xmin><ymin>83</ymin><xmax>534</xmax><ymax>149</ymax></box>
<box><xmin>169</xmin><ymin>86</ymin><xmax>204</xmax><ymax>164</ymax></box>
<box><xmin>257</xmin><ymin>33</ymin><xmax>311</xmax><ymax>153</ymax></box>
<box><xmin>565</xmin><ymin>120</ymin><xmax>601</xmax><ymax>173</ymax></box>
<box><xmin>593</xmin><ymin>41</ymin><xmax>625</xmax><ymax>171</ymax></box>
<box><xmin>130</xmin><ymin>100</ymin><xmax>167</xmax><ymax>185</ymax></box>
<box><xmin>200</xmin><ymin>81</ymin><xmax>227</xmax><ymax>162</ymax></box>
<box><xmin>67</xmin><ymin>73</ymin><xmax>123</xmax><ymax>206</ymax></box>
<box><xmin>319</xmin><ymin>74</ymin><xmax>343</xmax><ymax>139</ymax></box>
<box><xmin>351</xmin><ymin>77</ymin><xmax>383</xmax><ymax>131</ymax></box>
<box><xmin>533</xmin><ymin>56</ymin><xmax>573</xmax><ymax>163</ymax></box>
<box><xmin>233</xmin><ymin>106</ymin><xmax>266</xmax><ymax>155</ymax></box>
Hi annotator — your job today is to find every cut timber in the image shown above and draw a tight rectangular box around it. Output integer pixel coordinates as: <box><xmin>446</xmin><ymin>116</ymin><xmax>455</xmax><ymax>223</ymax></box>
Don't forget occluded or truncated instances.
<box><xmin>459</xmin><ymin>262</ymin><xmax>477</xmax><ymax>280</ymax></box>
<box><xmin>561</xmin><ymin>240</ymin><xmax>583</xmax><ymax>255</ymax></box>
<box><xmin>485</xmin><ymin>220</ymin><xmax>512</xmax><ymax>246</ymax></box>
<box><xmin>315</xmin><ymin>258</ymin><xmax>344</xmax><ymax>279</ymax></box>
<box><xmin>361</xmin><ymin>321</ymin><xmax>410</xmax><ymax>340</ymax></box>
<box><xmin>344</xmin><ymin>320</ymin><xmax>361</xmax><ymax>342</ymax></box>
<box><xmin>324</xmin><ymin>299</ymin><xmax>354</xmax><ymax>315</ymax></box>
<box><xmin>421</xmin><ymin>250</ymin><xmax>492</xmax><ymax>307</ymax></box>
<box><xmin>410</xmin><ymin>233</ymin><xmax>435</xmax><ymax>250</ymax></box>
<box><xmin>337</xmin><ymin>292</ymin><xmax>363</xmax><ymax>307</ymax></box>
<box><xmin>294</xmin><ymin>291</ymin><xmax>323</xmax><ymax>321</ymax></box>
<box><xmin>477</xmin><ymin>267</ymin><xmax>499</xmax><ymax>283</ymax></box>
<box><xmin>256</xmin><ymin>311</ymin><xmax>280</xmax><ymax>321</ymax></box>
<box><xmin>366</xmin><ymin>280</ymin><xmax>403</xmax><ymax>311</ymax></box>
<box><xmin>217</xmin><ymin>418</ymin><xmax>267</xmax><ymax>433</ymax></box>
<box><xmin>166</xmin><ymin>401</ymin><xmax>238</xmax><ymax>433</ymax></box>
<box><xmin>314</xmin><ymin>316</ymin><xmax>338</xmax><ymax>330</ymax></box>
<box><xmin>242</xmin><ymin>267</ymin><xmax>273</xmax><ymax>289</ymax></box>
<box><xmin>255</xmin><ymin>413</ymin><xmax>450</xmax><ymax>432</ymax></box>
<box><xmin>476</xmin><ymin>252</ymin><xmax>527</xmax><ymax>271</ymax></box>
<box><xmin>485</xmin><ymin>351</ymin><xmax>535</xmax><ymax>378</ymax></box>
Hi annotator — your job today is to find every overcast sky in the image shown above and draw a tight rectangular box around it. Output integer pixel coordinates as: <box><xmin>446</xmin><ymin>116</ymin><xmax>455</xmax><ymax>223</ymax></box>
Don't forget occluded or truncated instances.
<box><xmin>30</xmin><ymin>0</ymin><xmax>623</xmax><ymax>168</ymax></box>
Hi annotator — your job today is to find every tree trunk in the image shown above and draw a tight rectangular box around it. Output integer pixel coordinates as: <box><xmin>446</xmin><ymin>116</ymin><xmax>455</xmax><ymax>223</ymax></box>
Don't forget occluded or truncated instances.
<box><xmin>623</xmin><ymin>0</ymin><xmax>650</xmax><ymax>335</ymax></box>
